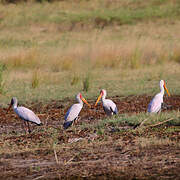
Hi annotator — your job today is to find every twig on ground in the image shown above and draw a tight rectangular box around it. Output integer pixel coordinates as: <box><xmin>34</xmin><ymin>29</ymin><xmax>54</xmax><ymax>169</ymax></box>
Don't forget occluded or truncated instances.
<box><xmin>54</xmin><ymin>148</ymin><xmax>59</xmax><ymax>165</ymax></box>
<box><xmin>65</xmin><ymin>157</ymin><xmax>74</xmax><ymax>165</ymax></box>
<box><xmin>147</xmin><ymin>117</ymin><xmax>180</xmax><ymax>128</ymax></box>
<box><xmin>139</xmin><ymin>118</ymin><xmax>149</xmax><ymax>127</ymax></box>
<box><xmin>33</xmin><ymin>175</ymin><xmax>45</xmax><ymax>180</ymax></box>
<box><xmin>44</xmin><ymin>115</ymin><xmax>49</xmax><ymax>127</ymax></box>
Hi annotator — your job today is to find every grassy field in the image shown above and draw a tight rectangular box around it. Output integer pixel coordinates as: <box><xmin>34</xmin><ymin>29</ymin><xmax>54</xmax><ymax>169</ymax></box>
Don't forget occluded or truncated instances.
<box><xmin>0</xmin><ymin>1</ymin><xmax>180</xmax><ymax>179</ymax></box>
<box><xmin>0</xmin><ymin>0</ymin><xmax>180</xmax><ymax>105</ymax></box>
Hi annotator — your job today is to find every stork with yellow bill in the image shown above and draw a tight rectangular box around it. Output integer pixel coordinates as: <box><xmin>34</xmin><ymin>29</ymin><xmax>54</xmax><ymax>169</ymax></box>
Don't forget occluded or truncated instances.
<box><xmin>148</xmin><ymin>80</ymin><xmax>170</xmax><ymax>113</ymax></box>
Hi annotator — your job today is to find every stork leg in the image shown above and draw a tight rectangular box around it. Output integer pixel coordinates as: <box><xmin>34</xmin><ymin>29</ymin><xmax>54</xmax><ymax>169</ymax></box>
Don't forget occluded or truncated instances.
<box><xmin>158</xmin><ymin>108</ymin><xmax>162</xmax><ymax>114</ymax></box>
<box><xmin>74</xmin><ymin>117</ymin><xmax>79</xmax><ymax>125</ymax></box>
<box><xmin>22</xmin><ymin>121</ymin><xmax>27</xmax><ymax>134</ymax></box>
<box><xmin>76</xmin><ymin>116</ymin><xmax>81</xmax><ymax>124</ymax></box>
<box><xmin>72</xmin><ymin>120</ymin><xmax>75</xmax><ymax>126</ymax></box>
<box><xmin>27</xmin><ymin>121</ymin><xmax>31</xmax><ymax>133</ymax></box>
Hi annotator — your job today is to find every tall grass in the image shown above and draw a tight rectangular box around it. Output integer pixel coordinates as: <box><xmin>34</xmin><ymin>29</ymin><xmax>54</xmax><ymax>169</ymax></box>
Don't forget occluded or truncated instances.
<box><xmin>0</xmin><ymin>1</ymin><xmax>180</xmax><ymax>28</ymax></box>
<box><xmin>2</xmin><ymin>50</ymin><xmax>41</xmax><ymax>70</ymax></box>
<box><xmin>2</xmin><ymin>40</ymin><xmax>179</xmax><ymax>72</ymax></box>
<box><xmin>31</xmin><ymin>70</ymin><xmax>40</xmax><ymax>89</ymax></box>
<box><xmin>83</xmin><ymin>74</ymin><xmax>90</xmax><ymax>92</ymax></box>
<box><xmin>80</xmin><ymin>111</ymin><xmax>180</xmax><ymax>132</ymax></box>
<box><xmin>0</xmin><ymin>63</ymin><xmax>6</xmax><ymax>94</ymax></box>
<box><xmin>0</xmin><ymin>1</ymin><xmax>180</xmax><ymax>104</ymax></box>
<box><xmin>71</xmin><ymin>74</ymin><xmax>79</xmax><ymax>86</ymax></box>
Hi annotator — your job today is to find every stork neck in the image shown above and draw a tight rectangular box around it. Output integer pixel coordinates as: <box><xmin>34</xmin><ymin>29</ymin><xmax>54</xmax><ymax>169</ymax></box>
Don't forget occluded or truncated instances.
<box><xmin>102</xmin><ymin>95</ymin><xmax>106</xmax><ymax>101</ymax></box>
<box><xmin>160</xmin><ymin>86</ymin><xmax>164</xmax><ymax>95</ymax></box>
<box><xmin>12</xmin><ymin>102</ymin><xmax>18</xmax><ymax>109</ymax></box>
<box><xmin>80</xmin><ymin>100</ymin><xmax>83</xmax><ymax>106</ymax></box>
<box><xmin>77</xmin><ymin>99</ymin><xmax>83</xmax><ymax>106</ymax></box>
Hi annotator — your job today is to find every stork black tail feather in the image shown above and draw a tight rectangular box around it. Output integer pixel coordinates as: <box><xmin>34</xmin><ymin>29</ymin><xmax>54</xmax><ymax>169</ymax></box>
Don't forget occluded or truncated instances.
<box><xmin>110</xmin><ymin>107</ymin><xmax>118</xmax><ymax>115</ymax></box>
<box><xmin>161</xmin><ymin>103</ymin><xmax>172</xmax><ymax>110</ymax></box>
<box><xmin>63</xmin><ymin>121</ymin><xmax>73</xmax><ymax>130</ymax></box>
<box><xmin>37</xmin><ymin>123</ymin><xmax>43</xmax><ymax>126</ymax></box>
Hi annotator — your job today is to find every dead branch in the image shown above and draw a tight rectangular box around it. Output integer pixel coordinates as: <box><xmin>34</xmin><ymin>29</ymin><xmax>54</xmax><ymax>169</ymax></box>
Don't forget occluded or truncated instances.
<box><xmin>54</xmin><ymin>148</ymin><xmax>59</xmax><ymax>165</ymax></box>
<box><xmin>147</xmin><ymin>116</ymin><xmax>180</xmax><ymax>128</ymax></box>
<box><xmin>139</xmin><ymin>118</ymin><xmax>149</xmax><ymax>127</ymax></box>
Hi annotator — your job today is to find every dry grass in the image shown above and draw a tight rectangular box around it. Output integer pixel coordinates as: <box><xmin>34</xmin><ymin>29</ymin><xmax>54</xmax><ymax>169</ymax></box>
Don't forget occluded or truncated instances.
<box><xmin>0</xmin><ymin>2</ymin><xmax>180</xmax><ymax>179</ymax></box>
<box><xmin>137</xmin><ymin>137</ymin><xmax>180</xmax><ymax>148</ymax></box>
<box><xmin>31</xmin><ymin>70</ymin><xmax>40</xmax><ymax>89</ymax></box>
<box><xmin>1</xmin><ymin>49</ymin><xmax>42</xmax><ymax>70</ymax></box>
<box><xmin>0</xmin><ymin>2</ymin><xmax>179</xmax><ymax>104</ymax></box>
<box><xmin>2</xmin><ymin>23</ymin><xmax>180</xmax><ymax>71</ymax></box>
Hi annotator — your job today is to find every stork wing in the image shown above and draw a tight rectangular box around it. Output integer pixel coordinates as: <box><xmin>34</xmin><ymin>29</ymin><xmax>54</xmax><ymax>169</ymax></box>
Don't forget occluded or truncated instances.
<box><xmin>103</xmin><ymin>99</ymin><xmax>118</xmax><ymax>115</ymax></box>
<box><xmin>63</xmin><ymin>121</ymin><xmax>73</xmax><ymax>129</ymax></box>
<box><xmin>110</xmin><ymin>106</ymin><xmax>118</xmax><ymax>115</ymax></box>
<box><xmin>15</xmin><ymin>107</ymin><xmax>41</xmax><ymax>125</ymax></box>
<box><xmin>148</xmin><ymin>94</ymin><xmax>163</xmax><ymax>113</ymax></box>
<box><xmin>106</xmin><ymin>99</ymin><xmax>117</xmax><ymax>112</ymax></box>
<box><xmin>64</xmin><ymin>104</ymin><xmax>82</xmax><ymax>122</ymax></box>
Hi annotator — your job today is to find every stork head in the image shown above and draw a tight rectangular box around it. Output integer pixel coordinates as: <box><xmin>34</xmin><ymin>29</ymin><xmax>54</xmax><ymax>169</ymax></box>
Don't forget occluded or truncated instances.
<box><xmin>160</xmin><ymin>80</ymin><xmax>170</xmax><ymax>96</ymax></box>
<box><xmin>95</xmin><ymin>89</ymin><xmax>107</xmax><ymax>106</ymax></box>
<box><xmin>76</xmin><ymin>93</ymin><xmax>91</xmax><ymax>108</ymax></box>
<box><xmin>7</xmin><ymin>97</ymin><xmax>18</xmax><ymax>112</ymax></box>
<box><xmin>101</xmin><ymin>89</ymin><xmax>107</xmax><ymax>97</ymax></box>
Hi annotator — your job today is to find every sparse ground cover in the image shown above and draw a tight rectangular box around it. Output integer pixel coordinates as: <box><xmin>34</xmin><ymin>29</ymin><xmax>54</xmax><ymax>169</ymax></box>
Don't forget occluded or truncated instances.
<box><xmin>0</xmin><ymin>0</ymin><xmax>180</xmax><ymax>104</ymax></box>
<box><xmin>0</xmin><ymin>0</ymin><xmax>180</xmax><ymax>179</ymax></box>
<box><xmin>0</xmin><ymin>95</ymin><xmax>180</xmax><ymax>179</ymax></box>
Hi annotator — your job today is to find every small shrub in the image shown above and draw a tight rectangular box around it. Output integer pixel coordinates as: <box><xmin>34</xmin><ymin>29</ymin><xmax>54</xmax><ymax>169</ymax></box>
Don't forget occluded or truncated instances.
<box><xmin>83</xmin><ymin>74</ymin><xmax>90</xmax><ymax>92</ymax></box>
<box><xmin>0</xmin><ymin>63</ymin><xmax>6</xmax><ymax>94</ymax></box>
<box><xmin>31</xmin><ymin>70</ymin><xmax>40</xmax><ymax>89</ymax></box>
<box><xmin>171</xmin><ymin>49</ymin><xmax>180</xmax><ymax>63</ymax></box>
<box><xmin>130</xmin><ymin>48</ymin><xmax>142</xmax><ymax>69</ymax></box>
<box><xmin>61</xmin><ymin>59</ymin><xmax>73</xmax><ymax>71</ymax></box>
<box><xmin>51</xmin><ymin>60</ymin><xmax>61</xmax><ymax>72</ymax></box>
<box><xmin>4</xmin><ymin>50</ymin><xmax>40</xmax><ymax>70</ymax></box>
<box><xmin>71</xmin><ymin>74</ymin><xmax>79</xmax><ymax>86</ymax></box>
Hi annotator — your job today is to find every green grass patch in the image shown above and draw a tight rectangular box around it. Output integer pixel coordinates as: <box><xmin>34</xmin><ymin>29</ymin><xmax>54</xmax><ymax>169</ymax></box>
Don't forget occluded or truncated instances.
<box><xmin>81</xmin><ymin>111</ymin><xmax>180</xmax><ymax>133</ymax></box>
<box><xmin>0</xmin><ymin>1</ymin><xmax>179</xmax><ymax>105</ymax></box>
<box><xmin>1</xmin><ymin>1</ymin><xmax>180</xmax><ymax>28</ymax></box>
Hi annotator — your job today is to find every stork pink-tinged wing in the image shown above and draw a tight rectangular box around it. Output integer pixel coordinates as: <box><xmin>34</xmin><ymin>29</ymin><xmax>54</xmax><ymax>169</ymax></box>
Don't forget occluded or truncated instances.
<box><xmin>65</xmin><ymin>104</ymin><xmax>82</xmax><ymax>122</ymax></box>
<box><xmin>148</xmin><ymin>93</ymin><xmax>163</xmax><ymax>113</ymax></box>
<box><xmin>15</xmin><ymin>106</ymin><xmax>41</xmax><ymax>125</ymax></box>
<box><xmin>103</xmin><ymin>99</ymin><xmax>118</xmax><ymax>116</ymax></box>
<box><xmin>64</xmin><ymin>103</ymin><xmax>82</xmax><ymax>129</ymax></box>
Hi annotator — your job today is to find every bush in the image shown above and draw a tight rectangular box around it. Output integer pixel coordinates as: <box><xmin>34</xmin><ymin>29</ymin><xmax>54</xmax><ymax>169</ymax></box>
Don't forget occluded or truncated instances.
<box><xmin>0</xmin><ymin>63</ymin><xmax>6</xmax><ymax>94</ymax></box>
<box><xmin>31</xmin><ymin>70</ymin><xmax>40</xmax><ymax>89</ymax></box>
<box><xmin>83</xmin><ymin>74</ymin><xmax>90</xmax><ymax>92</ymax></box>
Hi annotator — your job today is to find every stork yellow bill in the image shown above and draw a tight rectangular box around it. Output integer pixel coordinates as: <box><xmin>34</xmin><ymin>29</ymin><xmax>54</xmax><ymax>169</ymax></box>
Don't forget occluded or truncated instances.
<box><xmin>148</xmin><ymin>80</ymin><xmax>170</xmax><ymax>113</ymax></box>
<box><xmin>63</xmin><ymin>93</ymin><xmax>91</xmax><ymax>129</ymax></box>
<box><xmin>95</xmin><ymin>91</ymin><xmax>103</xmax><ymax>107</ymax></box>
<box><xmin>163</xmin><ymin>82</ymin><xmax>170</xmax><ymax>97</ymax></box>
<box><xmin>7</xmin><ymin>97</ymin><xmax>42</xmax><ymax>133</ymax></box>
<box><xmin>81</xmin><ymin>97</ymin><xmax>91</xmax><ymax>108</ymax></box>
<box><xmin>95</xmin><ymin>89</ymin><xmax>118</xmax><ymax>116</ymax></box>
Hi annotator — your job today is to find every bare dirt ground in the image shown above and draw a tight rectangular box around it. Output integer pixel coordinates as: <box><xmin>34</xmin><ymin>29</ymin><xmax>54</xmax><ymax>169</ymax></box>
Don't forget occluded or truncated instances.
<box><xmin>0</xmin><ymin>95</ymin><xmax>180</xmax><ymax>179</ymax></box>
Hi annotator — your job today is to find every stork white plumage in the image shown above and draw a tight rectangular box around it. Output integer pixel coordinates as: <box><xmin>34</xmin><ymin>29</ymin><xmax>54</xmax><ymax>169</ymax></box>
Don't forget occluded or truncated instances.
<box><xmin>63</xmin><ymin>93</ymin><xmax>91</xmax><ymax>129</ymax></box>
<box><xmin>7</xmin><ymin>97</ymin><xmax>42</xmax><ymax>133</ymax></box>
<box><xmin>95</xmin><ymin>89</ymin><xmax>118</xmax><ymax>116</ymax></box>
<box><xmin>148</xmin><ymin>80</ymin><xmax>170</xmax><ymax>113</ymax></box>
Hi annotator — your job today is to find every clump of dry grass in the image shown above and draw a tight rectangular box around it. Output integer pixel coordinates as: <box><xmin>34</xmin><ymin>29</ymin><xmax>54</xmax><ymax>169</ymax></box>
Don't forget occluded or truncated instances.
<box><xmin>137</xmin><ymin>137</ymin><xmax>179</xmax><ymax>148</ymax></box>
<box><xmin>83</xmin><ymin>74</ymin><xmax>90</xmax><ymax>92</ymax></box>
<box><xmin>91</xmin><ymin>42</ymin><xmax>121</xmax><ymax>69</ymax></box>
<box><xmin>171</xmin><ymin>47</ymin><xmax>180</xmax><ymax>63</ymax></box>
<box><xmin>71</xmin><ymin>74</ymin><xmax>80</xmax><ymax>86</ymax></box>
<box><xmin>2</xmin><ymin>50</ymin><xmax>41</xmax><ymax>70</ymax></box>
<box><xmin>90</xmin><ymin>39</ymin><xmax>172</xmax><ymax>70</ymax></box>
<box><xmin>60</xmin><ymin>59</ymin><xmax>74</xmax><ymax>71</ymax></box>
<box><xmin>31</xmin><ymin>70</ymin><xmax>40</xmax><ymax>89</ymax></box>
<box><xmin>50</xmin><ymin>58</ymin><xmax>61</xmax><ymax>73</ymax></box>
<box><xmin>0</xmin><ymin>63</ymin><xmax>6</xmax><ymax>94</ymax></box>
